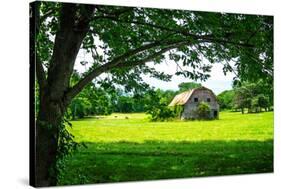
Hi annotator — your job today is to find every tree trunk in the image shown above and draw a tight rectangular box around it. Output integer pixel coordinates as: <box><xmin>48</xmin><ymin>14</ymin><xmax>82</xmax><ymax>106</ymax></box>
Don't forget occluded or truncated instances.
<box><xmin>35</xmin><ymin>92</ymin><xmax>64</xmax><ymax>186</ymax></box>
<box><xmin>33</xmin><ymin>4</ymin><xmax>94</xmax><ymax>186</ymax></box>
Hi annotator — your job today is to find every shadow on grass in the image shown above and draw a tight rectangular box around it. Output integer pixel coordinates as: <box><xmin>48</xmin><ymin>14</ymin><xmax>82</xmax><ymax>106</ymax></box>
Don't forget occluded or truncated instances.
<box><xmin>58</xmin><ymin>140</ymin><xmax>273</xmax><ymax>185</ymax></box>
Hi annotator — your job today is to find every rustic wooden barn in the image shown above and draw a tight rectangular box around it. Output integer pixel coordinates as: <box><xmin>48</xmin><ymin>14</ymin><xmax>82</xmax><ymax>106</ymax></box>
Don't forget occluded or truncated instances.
<box><xmin>169</xmin><ymin>86</ymin><xmax>219</xmax><ymax>119</ymax></box>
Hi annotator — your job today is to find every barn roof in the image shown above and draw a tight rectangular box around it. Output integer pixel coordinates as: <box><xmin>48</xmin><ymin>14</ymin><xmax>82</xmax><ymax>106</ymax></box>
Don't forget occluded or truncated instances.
<box><xmin>168</xmin><ymin>86</ymin><xmax>215</xmax><ymax>106</ymax></box>
<box><xmin>168</xmin><ymin>89</ymin><xmax>195</xmax><ymax>106</ymax></box>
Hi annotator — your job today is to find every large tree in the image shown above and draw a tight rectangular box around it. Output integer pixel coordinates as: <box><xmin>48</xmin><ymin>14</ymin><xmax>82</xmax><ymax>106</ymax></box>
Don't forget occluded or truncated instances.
<box><xmin>30</xmin><ymin>1</ymin><xmax>273</xmax><ymax>186</ymax></box>
<box><xmin>233</xmin><ymin>80</ymin><xmax>272</xmax><ymax>113</ymax></box>
<box><xmin>178</xmin><ymin>82</ymin><xmax>202</xmax><ymax>92</ymax></box>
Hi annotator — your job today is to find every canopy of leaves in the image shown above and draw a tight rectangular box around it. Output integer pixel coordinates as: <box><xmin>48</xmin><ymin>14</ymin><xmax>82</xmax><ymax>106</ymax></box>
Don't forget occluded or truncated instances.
<box><xmin>217</xmin><ymin>90</ymin><xmax>235</xmax><ymax>110</ymax></box>
<box><xmin>145</xmin><ymin>89</ymin><xmax>176</xmax><ymax>121</ymax></box>
<box><xmin>233</xmin><ymin>80</ymin><xmax>272</xmax><ymax>113</ymax></box>
<box><xmin>37</xmin><ymin>2</ymin><xmax>273</xmax><ymax>95</ymax></box>
<box><xmin>178</xmin><ymin>82</ymin><xmax>201</xmax><ymax>92</ymax></box>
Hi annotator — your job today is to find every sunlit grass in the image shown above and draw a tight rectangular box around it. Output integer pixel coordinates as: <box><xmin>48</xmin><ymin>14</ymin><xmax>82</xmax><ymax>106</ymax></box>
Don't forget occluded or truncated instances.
<box><xmin>70</xmin><ymin>111</ymin><xmax>273</xmax><ymax>143</ymax></box>
<box><xmin>58</xmin><ymin>111</ymin><xmax>273</xmax><ymax>185</ymax></box>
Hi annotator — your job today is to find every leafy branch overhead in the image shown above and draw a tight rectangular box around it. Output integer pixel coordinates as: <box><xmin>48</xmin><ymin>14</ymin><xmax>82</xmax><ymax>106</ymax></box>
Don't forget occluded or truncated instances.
<box><xmin>36</xmin><ymin>2</ymin><xmax>272</xmax><ymax>102</ymax></box>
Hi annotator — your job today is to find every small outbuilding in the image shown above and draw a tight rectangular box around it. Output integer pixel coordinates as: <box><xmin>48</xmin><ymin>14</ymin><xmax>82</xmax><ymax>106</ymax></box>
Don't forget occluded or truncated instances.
<box><xmin>169</xmin><ymin>86</ymin><xmax>219</xmax><ymax>119</ymax></box>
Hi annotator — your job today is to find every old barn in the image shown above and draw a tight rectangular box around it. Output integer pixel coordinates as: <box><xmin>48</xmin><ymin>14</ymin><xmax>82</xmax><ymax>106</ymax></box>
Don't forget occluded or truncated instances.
<box><xmin>169</xmin><ymin>86</ymin><xmax>219</xmax><ymax>119</ymax></box>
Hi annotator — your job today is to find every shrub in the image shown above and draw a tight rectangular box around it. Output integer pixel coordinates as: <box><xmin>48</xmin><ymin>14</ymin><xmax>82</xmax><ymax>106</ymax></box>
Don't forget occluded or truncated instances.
<box><xmin>196</xmin><ymin>102</ymin><xmax>211</xmax><ymax>120</ymax></box>
<box><xmin>147</xmin><ymin>105</ymin><xmax>175</xmax><ymax>121</ymax></box>
<box><xmin>173</xmin><ymin>105</ymin><xmax>184</xmax><ymax>118</ymax></box>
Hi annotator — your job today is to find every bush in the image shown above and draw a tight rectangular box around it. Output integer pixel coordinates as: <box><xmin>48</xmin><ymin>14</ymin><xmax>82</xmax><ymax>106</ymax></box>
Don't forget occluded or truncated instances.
<box><xmin>174</xmin><ymin>105</ymin><xmax>184</xmax><ymax>118</ymax></box>
<box><xmin>147</xmin><ymin>105</ymin><xmax>175</xmax><ymax>121</ymax></box>
<box><xmin>145</xmin><ymin>89</ymin><xmax>176</xmax><ymax>121</ymax></box>
<box><xmin>196</xmin><ymin>102</ymin><xmax>211</xmax><ymax>120</ymax></box>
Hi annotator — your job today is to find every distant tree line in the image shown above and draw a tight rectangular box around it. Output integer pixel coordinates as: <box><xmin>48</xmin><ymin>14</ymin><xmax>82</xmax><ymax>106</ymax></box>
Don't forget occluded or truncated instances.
<box><xmin>66</xmin><ymin>78</ymin><xmax>202</xmax><ymax>120</ymax></box>
<box><xmin>217</xmin><ymin>79</ymin><xmax>273</xmax><ymax>113</ymax></box>
<box><xmin>36</xmin><ymin>75</ymin><xmax>273</xmax><ymax>120</ymax></box>
<box><xmin>67</xmin><ymin>77</ymin><xmax>273</xmax><ymax>120</ymax></box>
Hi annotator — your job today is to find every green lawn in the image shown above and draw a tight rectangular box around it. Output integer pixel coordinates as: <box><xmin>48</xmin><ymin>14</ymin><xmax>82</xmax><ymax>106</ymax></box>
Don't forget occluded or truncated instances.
<box><xmin>58</xmin><ymin>111</ymin><xmax>273</xmax><ymax>185</ymax></box>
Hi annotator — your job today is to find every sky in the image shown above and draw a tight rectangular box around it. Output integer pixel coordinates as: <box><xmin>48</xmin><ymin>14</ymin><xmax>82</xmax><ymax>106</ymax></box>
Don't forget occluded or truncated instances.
<box><xmin>140</xmin><ymin>63</ymin><xmax>234</xmax><ymax>94</ymax></box>
<box><xmin>142</xmin><ymin>61</ymin><xmax>235</xmax><ymax>94</ymax></box>
<box><xmin>75</xmin><ymin>49</ymin><xmax>235</xmax><ymax>95</ymax></box>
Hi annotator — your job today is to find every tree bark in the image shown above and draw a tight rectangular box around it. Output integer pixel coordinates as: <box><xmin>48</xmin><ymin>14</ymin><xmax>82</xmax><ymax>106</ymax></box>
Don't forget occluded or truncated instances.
<box><xmin>35</xmin><ymin>92</ymin><xmax>63</xmax><ymax>186</ymax></box>
<box><xmin>34</xmin><ymin>4</ymin><xmax>95</xmax><ymax>186</ymax></box>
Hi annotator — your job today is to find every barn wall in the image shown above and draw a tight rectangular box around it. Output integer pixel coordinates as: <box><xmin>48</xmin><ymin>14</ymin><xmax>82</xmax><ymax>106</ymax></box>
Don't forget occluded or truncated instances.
<box><xmin>181</xmin><ymin>89</ymin><xmax>219</xmax><ymax>119</ymax></box>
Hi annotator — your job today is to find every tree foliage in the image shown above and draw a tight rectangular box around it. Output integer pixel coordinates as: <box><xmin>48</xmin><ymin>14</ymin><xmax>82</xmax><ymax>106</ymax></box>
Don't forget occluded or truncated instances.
<box><xmin>37</xmin><ymin>2</ymin><xmax>273</xmax><ymax>100</ymax></box>
<box><xmin>217</xmin><ymin>90</ymin><xmax>235</xmax><ymax>110</ymax></box>
<box><xmin>145</xmin><ymin>89</ymin><xmax>176</xmax><ymax>121</ymax></box>
<box><xmin>233</xmin><ymin>80</ymin><xmax>272</xmax><ymax>113</ymax></box>
<box><xmin>178</xmin><ymin>82</ymin><xmax>201</xmax><ymax>92</ymax></box>
<box><xmin>68</xmin><ymin>71</ymin><xmax>114</xmax><ymax>119</ymax></box>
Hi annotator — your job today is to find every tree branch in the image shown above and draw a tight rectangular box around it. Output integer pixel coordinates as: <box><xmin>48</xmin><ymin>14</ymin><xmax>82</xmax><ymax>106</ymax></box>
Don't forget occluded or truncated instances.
<box><xmin>40</xmin><ymin>9</ymin><xmax>55</xmax><ymax>25</ymax></box>
<box><xmin>198</xmin><ymin>37</ymin><xmax>254</xmax><ymax>48</ymax></box>
<box><xmin>65</xmin><ymin>13</ymin><xmax>253</xmax><ymax>101</ymax></box>
<box><xmin>94</xmin><ymin>16</ymin><xmax>254</xmax><ymax>48</ymax></box>
<box><xmin>118</xmin><ymin>42</ymin><xmax>190</xmax><ymax>69</ymax></box>
<box><xmin>96</xmin><ymin>6</ymin><xmax>133</xmax><ymax>17</ymax></box>
<box><xmin>65</xmin><ymin>40</ymin><xmax>190</xmax><ymax>100</ymax></box>
<box><xmin>93</xmin><ymin>15</ymin><xmax>198</xmax><ymax>39</ymax></box>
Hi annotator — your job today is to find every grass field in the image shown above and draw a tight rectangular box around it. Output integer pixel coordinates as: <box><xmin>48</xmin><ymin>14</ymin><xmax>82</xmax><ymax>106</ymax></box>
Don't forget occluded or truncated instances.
<box><xmin>58</xmin><ymin>111</ymin><xmax>273</xmax><ymax>185</ymax></box>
